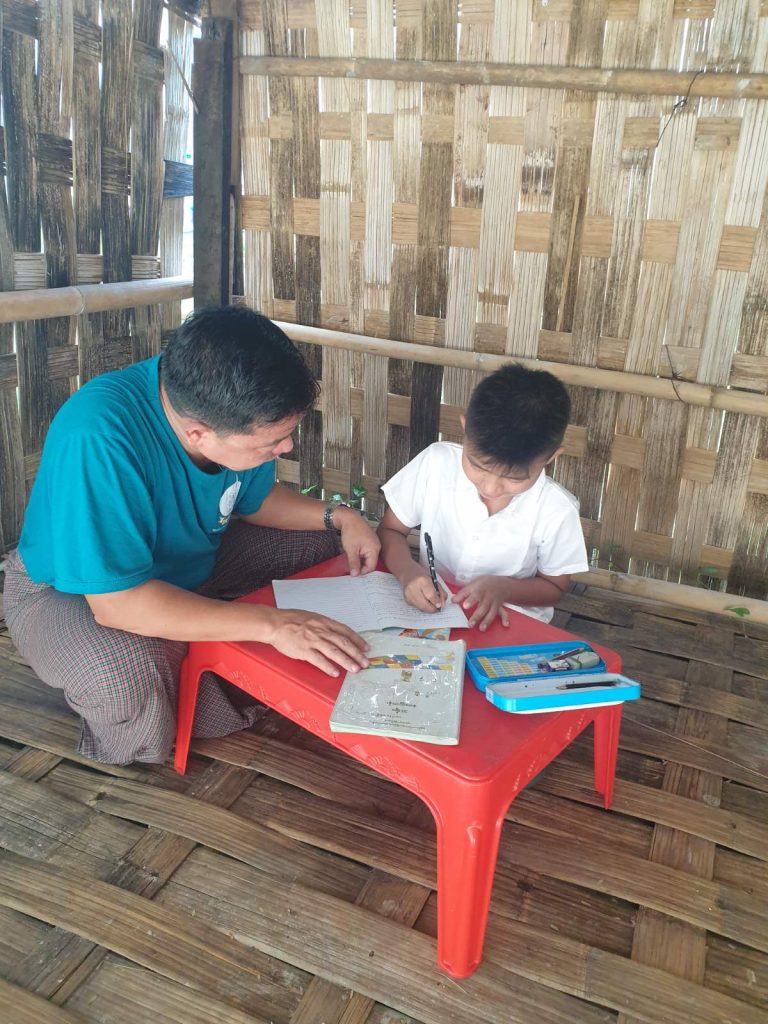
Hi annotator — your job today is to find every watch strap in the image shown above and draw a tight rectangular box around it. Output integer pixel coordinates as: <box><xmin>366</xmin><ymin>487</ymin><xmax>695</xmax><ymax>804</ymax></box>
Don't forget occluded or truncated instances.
<box><xmin>323</xmin><ymin>499</ymin><xmax>350</xmax><ymax>531</ymax></box>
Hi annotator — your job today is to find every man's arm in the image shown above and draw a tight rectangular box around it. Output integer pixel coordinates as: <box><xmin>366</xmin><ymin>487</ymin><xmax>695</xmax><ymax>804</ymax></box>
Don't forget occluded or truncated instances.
<box><xmin>86</xmin><ymin>581</ymin><xmax>369</xmax><ymax>676</ymax></box>
<box><xmin>242</xmin><ymin>482</ymin><xmax>380</xmax><ymax>576</ymax></box>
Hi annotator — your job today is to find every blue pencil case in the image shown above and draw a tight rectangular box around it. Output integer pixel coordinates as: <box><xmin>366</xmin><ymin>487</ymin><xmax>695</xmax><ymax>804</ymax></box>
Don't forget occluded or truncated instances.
<box><xmin>483</xmin><ymin>672</ymin><xmax>641</xmax><ymax>714</ymax></box>
<box><xmin>467</xmin><ymin>641</ymin><xmax>607</xmax><ymax>692</ymax></box>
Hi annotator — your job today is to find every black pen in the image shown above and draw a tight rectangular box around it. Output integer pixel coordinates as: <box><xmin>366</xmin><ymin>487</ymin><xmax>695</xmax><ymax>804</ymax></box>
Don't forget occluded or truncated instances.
<box><xmin>556</xmin><ymin>681</ymin><xmax>618</xmax><ymax>690</ymax></box>
<box><xmin>423</xmin><ymin>531</ymin><xmax>441</xmax><ymax>600</ymax></box>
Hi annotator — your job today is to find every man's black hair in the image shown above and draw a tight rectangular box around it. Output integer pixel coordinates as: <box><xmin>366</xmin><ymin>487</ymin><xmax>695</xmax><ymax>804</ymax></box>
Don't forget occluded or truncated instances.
<box><xmin>161</xmin><ymin>305</ymin><xmax>319</xmax><ymax>434</ymax></box>
<box><xmin>464</xmin><ymin>363</ymin><xmax>570</xmax><ymax>469</ymax></box>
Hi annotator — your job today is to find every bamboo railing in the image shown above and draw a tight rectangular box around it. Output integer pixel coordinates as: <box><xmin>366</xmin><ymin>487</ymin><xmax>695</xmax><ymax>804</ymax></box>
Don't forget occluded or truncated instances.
<box><xmin>240</xmin><ymin>56</ymin><xmax>768</xmax><ymax>100</ymax></box>
<box><xmin>0</xmin><ymin>278</ymin><xmax>194</xmax><ymax>325</ymax></box>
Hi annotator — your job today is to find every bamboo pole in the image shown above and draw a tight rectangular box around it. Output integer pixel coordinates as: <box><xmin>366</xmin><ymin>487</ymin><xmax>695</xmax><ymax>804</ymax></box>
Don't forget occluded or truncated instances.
<box><xmin>0</xmin><ymin>277</ymin><xmax>193</xmax><ymax>324</ymax></box>
<box><xmin>0</xmin><ymin>285</ymin><xmax>764</xmax><ymax>417</ymax></box>
<box><xmin>574</xmin><ymin>568</ymin><xmax>768</xmax><ymax>625</ymax></box>
<box><xmin>277</xmin><ymin>321</ymin><xmax>768</xmax><ymax>418</ymax></box>
<box><xmin>240</xmin><ymin>56</ymin><xmax>768</xmax><ymax>101</ymax></box>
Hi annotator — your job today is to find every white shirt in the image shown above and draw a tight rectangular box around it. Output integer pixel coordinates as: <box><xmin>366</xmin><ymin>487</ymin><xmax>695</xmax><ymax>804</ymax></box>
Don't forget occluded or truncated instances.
<box><xmin>381</xmin><ymin>442</ymin><xmax>589</xmax><ymax>623</ymax></box>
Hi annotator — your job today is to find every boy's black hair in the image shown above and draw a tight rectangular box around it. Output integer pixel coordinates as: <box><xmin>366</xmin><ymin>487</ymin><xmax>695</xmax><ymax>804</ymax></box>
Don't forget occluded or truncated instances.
<box><xmin>161</xmin><ymin>305</ymin><xmax>319</xmax><ymax>434</ymax></box>
<box><xmin>464</xmin><ymin>363</ymin><xmax>570</xmax><ymax>468</ymax></box>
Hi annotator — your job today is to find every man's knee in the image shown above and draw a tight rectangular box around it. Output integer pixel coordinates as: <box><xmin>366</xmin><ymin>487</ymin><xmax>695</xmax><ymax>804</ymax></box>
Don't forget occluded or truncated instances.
<box><xmin>65</xmin><ymin>649</ymin><xmax>180</xmax><ymax>724</ymax></box>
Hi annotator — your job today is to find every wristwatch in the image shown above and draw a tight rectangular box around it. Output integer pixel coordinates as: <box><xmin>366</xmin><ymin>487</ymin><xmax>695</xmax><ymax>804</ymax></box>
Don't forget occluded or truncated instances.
<box><xmin>323</xmin><ymin>499</ymin><xmax>352</xmax><ymax>532</ymax></box>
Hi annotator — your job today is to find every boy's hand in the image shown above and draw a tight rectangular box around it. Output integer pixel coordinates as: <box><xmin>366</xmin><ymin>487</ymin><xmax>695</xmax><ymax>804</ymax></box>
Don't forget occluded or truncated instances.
<box><xmin>401</xmin><ymin>565</ymin><xmax>448</xmax><ymax>613</ymax></box>
<box><xmin>453</xmin><ymin>575</ymin><xmax>511</xmax><ymax>631</ymax></box>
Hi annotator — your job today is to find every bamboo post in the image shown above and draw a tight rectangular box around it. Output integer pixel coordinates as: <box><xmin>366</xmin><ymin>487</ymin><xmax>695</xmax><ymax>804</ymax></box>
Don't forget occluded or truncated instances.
<box><xmin>275</xmin><ymin>320</ymin><xmax>768</xmax><ymax>418</ymax></box>
<box><xmin>0</xmin><ymin>277</ymin><xmax>193</xmax><ymax>323</ymax></box>
<box><xmin>239</xmin><ymin>56</ymin><xmax>768</xmax><ymax>100</ymax></box>
<box><xmin>193</xmin><ymin>17</ymin><xmax>233</xmax><ymax>307</ymax></box>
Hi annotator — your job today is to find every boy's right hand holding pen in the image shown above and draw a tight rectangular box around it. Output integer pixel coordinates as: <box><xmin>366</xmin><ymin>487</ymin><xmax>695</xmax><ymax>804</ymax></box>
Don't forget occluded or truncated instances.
<box><xmin>402</xmin><ymin>569</ymin><xmax>448</xmax><ymax>612</ymax></box>
<box><xmin>400</xmin><ymin>532</ymin><xmax>448</xmax><ymax>612</ymax></box>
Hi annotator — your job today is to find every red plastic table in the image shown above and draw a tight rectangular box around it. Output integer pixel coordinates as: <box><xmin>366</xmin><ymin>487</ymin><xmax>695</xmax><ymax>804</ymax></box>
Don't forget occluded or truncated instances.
<box><xmin>175</xmin><ymin>555</ymin><xmax>622</xmax><ymax>978</ymax></box>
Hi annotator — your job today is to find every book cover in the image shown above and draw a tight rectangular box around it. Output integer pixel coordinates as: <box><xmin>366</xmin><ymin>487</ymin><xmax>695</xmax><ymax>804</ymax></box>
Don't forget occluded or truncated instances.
<box><xmin>329</xmin><ymin>635</ymin><xmax>466</xmax><ymax>744</ymax></box>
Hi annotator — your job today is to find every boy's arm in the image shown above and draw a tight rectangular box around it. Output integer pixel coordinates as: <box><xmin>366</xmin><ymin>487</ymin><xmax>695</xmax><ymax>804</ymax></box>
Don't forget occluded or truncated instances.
<box><xmin>453</xmin><ymin>572</ymin><xmax>570</xmax><ymax>630</ymax></box>
<box><xmin>377</xmin><ymin>507</ymin><xmax>446</xmax><ymax>611</ymax></box>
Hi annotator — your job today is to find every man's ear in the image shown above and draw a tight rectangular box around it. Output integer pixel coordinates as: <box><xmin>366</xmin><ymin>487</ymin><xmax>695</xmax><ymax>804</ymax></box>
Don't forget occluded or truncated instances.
<box><xmin>183</xmin><ymin>421</ymin><xmax>210</xmax><ymax>448</ymax></box>
<box><xmin>545</xmin><ymin>445</ymin><xmax>565</xmax><ymax>466</ymax></box>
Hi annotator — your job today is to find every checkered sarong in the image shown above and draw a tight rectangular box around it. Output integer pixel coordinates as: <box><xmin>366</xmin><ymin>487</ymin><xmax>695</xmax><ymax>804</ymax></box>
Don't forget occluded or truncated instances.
<box><xmin>3</xmin><ymin>521</ymin><xmax>340</xmax><ymax>765</ymax></box>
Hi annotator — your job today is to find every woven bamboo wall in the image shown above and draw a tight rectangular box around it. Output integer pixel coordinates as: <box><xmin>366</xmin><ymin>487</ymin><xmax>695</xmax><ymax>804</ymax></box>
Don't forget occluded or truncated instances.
<box><xmin>0</xmin><ymin>0</ymin><xmax>196</xmax><ymax>554</ymax></box>
<box><xmin>237</xmin><ymin>0</ymin><xmax>768</xmax><ymax>600</ymax></box>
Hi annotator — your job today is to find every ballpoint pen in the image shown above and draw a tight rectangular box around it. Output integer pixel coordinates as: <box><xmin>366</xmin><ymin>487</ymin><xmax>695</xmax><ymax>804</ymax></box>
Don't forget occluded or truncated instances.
<box><xmin>556</xmin><ymin>680</ymin><xmax>619</xmax><ymax>690</ymax></box>
<box><xmin>423</xmin><ymin>531</ymin><xmax>441</xmax><ymax>600</ymax></box>
<box><xmin>537</xmin><ymin>646</ymin><xmax>591</xmax><ymax>669</ymax></box>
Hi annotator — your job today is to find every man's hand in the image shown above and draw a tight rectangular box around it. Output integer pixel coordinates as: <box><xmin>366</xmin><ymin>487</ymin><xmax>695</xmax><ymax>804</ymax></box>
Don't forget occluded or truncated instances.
<box><xmin>453</xmin><ymin>575</ymin><xmax>511</xmax><ymax>631</ymax></box>
<box><xmin>269</xmin><ymin>608</ymin><xmax>370</xmax><ymax>677</ymax></box>
<box><xmin>400</xmin><ymin>563</ymin><xmax>448</xmax><ymax>613</ymax></box>
<box><xmin>334</xmin><ymin>506</ymin><xmax>381</xmax><ymax>576</ymax></box>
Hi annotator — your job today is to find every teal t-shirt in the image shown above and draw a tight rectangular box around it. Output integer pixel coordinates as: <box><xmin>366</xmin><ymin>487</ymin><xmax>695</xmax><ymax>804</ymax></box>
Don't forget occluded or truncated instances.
<box><xmin>18</xmin><ymin>355</ymin><xmax>276</xmax><ymax>594</ymax></box>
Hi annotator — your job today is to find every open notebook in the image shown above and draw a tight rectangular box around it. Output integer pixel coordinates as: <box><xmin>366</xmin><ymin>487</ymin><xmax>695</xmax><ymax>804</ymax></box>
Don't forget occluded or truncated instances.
<box><xmin>272</xmin><ymin>571</ymin><xmax>469</xmax><ymax>633</ymax></box>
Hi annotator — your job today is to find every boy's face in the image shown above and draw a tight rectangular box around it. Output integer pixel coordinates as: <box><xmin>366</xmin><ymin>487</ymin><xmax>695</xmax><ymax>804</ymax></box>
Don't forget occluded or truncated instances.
<box><xmin>460</xmin><ymin>434</ymin><xmax>561</xmax><ymax>511</ymax></box>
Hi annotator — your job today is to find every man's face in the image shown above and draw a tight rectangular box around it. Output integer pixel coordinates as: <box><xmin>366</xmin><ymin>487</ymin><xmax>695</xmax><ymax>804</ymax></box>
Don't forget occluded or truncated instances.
<box><xmin>192</xmin><ymin>412</ymin><xmax>301</xmax><ymax>472</ymax></box>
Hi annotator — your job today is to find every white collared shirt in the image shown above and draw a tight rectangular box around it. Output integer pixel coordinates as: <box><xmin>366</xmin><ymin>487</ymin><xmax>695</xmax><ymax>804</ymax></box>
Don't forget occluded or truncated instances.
<box><xmin>382</xmin><ymin>442</ymin><xmax>589</xmax><ymax>623</ymax></box>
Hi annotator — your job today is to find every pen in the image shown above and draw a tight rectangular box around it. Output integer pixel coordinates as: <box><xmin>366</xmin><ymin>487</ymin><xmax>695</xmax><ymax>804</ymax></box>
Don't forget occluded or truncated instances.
<box><xmin>537</xmin><ymin>646</ymin><xmax>591</xmax><ymax>669</ymax></box>
<box><xmin>554</xmin><ymin>646</ymin><xmax>591</xmax><ymax>660</ymax></box>
<box><xmin>556</xmin><ymin>681</ymin><xmax>618</xmax><ymax>690</ymax></box>
<box><xmin>423</xmin><ymin>531</ymin><xmax>441</xmax><ymax>599</ymax></box>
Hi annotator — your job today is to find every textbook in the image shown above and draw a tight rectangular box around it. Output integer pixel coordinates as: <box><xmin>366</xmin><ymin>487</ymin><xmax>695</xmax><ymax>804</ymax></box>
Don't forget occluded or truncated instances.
<box><xmin>329</xmin><ymin>634</ymin><xmax>467</xmax><ymax>744</ymax></box>
<box><xmin>272</xmin><ymin>571</ymin><xmax>469</xmax><ymax>633</ymax></box>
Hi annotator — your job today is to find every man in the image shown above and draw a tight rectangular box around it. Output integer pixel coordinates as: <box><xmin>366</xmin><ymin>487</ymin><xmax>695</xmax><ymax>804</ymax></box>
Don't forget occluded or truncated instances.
<box><xmin>4</xmin><ymin>305</ymin><xmax>379</xmax><ymax>764</ymax></box>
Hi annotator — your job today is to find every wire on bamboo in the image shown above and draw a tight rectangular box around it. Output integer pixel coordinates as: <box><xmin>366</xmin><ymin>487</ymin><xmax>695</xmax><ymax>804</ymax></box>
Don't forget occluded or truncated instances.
<box><xmin>0</xmin><ymin>277</ymin><xmax>193</xmax><ymax>323</ymax></box>
<box><xmin>239</xmin><ymin>57</ymin><xmax>768</xmax><ymax>100</ymax></box>
<box><xmin>277</xmin><ymin>321</ymin><xmax>768</xmax><ymax>419</ymax></box>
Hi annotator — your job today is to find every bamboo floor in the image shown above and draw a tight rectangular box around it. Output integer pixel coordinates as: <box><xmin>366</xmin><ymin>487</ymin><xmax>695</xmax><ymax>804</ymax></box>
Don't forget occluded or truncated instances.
<box><xmin>0</xmin><ymin>585</ymin><xmax>767</xmax><ymax>1024</ymax></box>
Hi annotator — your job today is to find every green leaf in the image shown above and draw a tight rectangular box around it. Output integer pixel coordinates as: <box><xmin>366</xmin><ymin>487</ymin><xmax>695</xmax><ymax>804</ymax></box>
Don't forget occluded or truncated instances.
<box><xmin>300</xmin><ymin>483</ymin><xmax>318</xmax><ymax>495</ymax></box>
<box><xmin>725</xmin><ymin>606</ymin><xmax>751</xmax><ymax>618</ymax></box>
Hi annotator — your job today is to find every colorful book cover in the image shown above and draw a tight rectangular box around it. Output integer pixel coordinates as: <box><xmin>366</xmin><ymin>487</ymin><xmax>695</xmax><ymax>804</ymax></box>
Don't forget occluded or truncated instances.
<box><xmin>329</xmin><ymin>635</ymin><xmax>466</xmax><ymax>744</ymax></box>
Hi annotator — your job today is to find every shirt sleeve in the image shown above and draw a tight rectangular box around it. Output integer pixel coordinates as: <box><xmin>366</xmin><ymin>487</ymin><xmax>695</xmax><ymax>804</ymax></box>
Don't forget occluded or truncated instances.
<box><xmin>234</xmin><ymin>460</ymin><xmax>277</xmax><ymax>515</ymax></box>
<box><xmin>380</xmin><ymin>446</ymin><xmax>434</xmax><ymax>528</ymax></box>
<box><xmin>536</xmin><ymin>501</ymin><xmax>590</xmax><ymax>577</ymax></box>
<box><xmin>42</xmin><ymin>432</ymin><xmax>158</xmax><ymax>593</ymax></box>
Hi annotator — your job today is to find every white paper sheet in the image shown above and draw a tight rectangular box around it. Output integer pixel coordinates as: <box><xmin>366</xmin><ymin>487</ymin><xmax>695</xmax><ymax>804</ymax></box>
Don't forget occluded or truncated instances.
<box><xmin>272</xmin><ymin>571</ymin><xmax>469</xmax><ymax>632</ymax></box>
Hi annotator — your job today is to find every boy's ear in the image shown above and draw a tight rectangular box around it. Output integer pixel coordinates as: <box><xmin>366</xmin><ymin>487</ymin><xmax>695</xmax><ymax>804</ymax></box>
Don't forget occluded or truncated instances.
<box><xmin>545</xmin><ymin>445</ymin><xmax>565</xmax><ymax>466</ymax></box>
<box><xmin>459</xmin><ymin>414</ymin><xmax>466</xmax><ymax>432</ymax></box>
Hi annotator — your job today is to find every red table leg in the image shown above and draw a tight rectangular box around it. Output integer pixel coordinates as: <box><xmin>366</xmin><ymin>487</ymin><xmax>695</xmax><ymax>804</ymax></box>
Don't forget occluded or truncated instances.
<box><xmin>174</xmin><ymin>653</ymin><xmax>203</xmax><ymax>775</ymax></box>
<box><xmin>593</xmin><ymin>704</ymin><xmax>622</xmax><ymax>808</ymax></box>
<box><xmin>430</xmin><ymin>788</ymin><xmax>509</xmax><ymax>978</ymax></box>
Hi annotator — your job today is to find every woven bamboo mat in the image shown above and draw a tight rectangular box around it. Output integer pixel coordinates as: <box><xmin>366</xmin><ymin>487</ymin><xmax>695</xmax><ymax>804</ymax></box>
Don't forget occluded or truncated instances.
<box><xmin>0</xmin><ymin>588</ymin><xmax>766</xmax><ymax>1024</ymax></box>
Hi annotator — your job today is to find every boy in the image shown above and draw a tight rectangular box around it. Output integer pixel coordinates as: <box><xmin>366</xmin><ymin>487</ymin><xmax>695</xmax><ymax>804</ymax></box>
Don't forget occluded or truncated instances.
<box><xmin>377</xmin><ymin>363</ymin><xmax>588</xmax><ymax>629</ymax></box>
